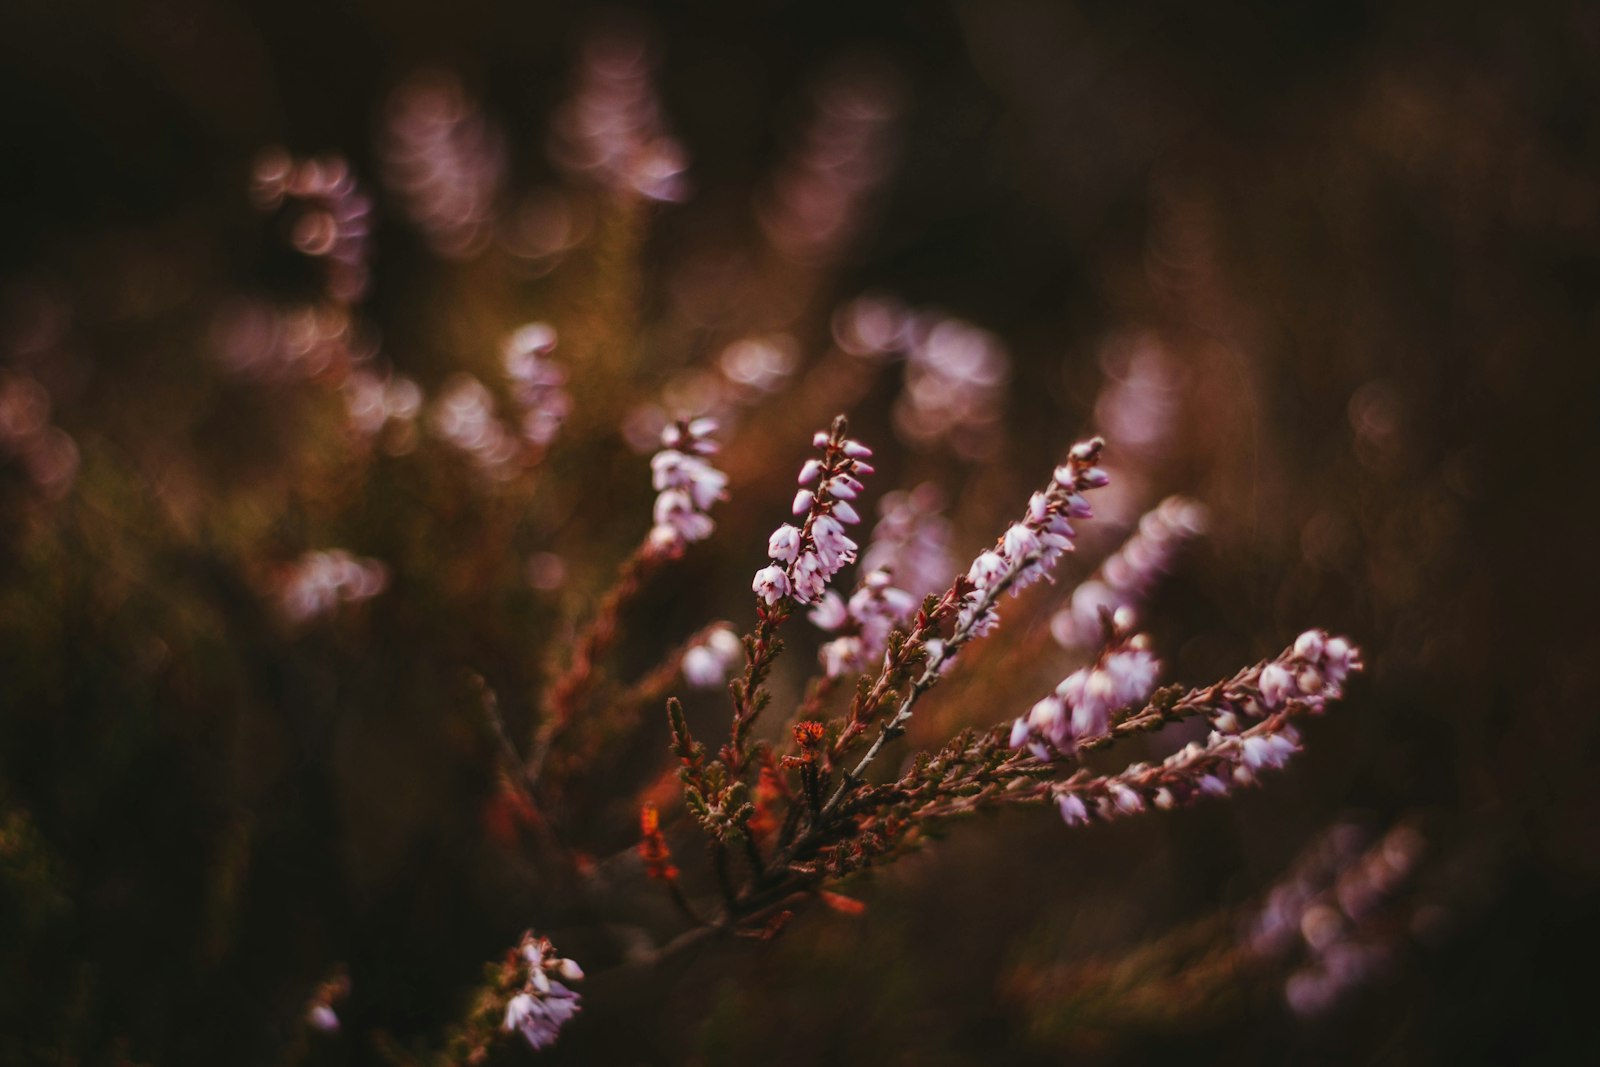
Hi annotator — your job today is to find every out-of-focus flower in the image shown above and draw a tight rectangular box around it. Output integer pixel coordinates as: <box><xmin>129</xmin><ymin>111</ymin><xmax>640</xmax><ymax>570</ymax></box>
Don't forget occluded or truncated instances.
<box><xmin>549</xmin><ymin>30</ymin><xmax>688</xmax><ymax>202</ymax></box>
<box><xmin>1052</xmin><ymin>496</ymin><xmax>1208</xmax><ymax>648</ymax></box>
<box><xmin>895</xmin><ymin>314</ymin><xmax>1009</xmax><ymax>460</ymax></box>
<box><xmin>648</xmin><ymin>418</ymin><xmax>726</xmax><ymax>556</ymax></box>
<box><xmin>757</xmin><ymin>62</ymin><xmax>902</xmax><ymax>263</ymax></box>
<box><xmin>861</xmin><ymin>482</ymin><xmax>955</xmax><ymax>600</ymax></box>
<box><xmin>277</xmin><ymin>550</ymin><xmax>389</xmax><ymax>623</ymax></box>
<box><xmin>429</xmin><ymin>375</ymin><xmax>522</xmax><ymax>478</ymax></box>
<box><xmin>502</xmin><ymin>932</ymin><xmax>583</xmax><ymax>1052</ymax></box>
<box><xmin>683</xmin><ymin>625</ymin><xmax>743</xmax><ymax>688</ymax></box>
<box><xmin>251</xmin><ymin>149</ymin><xmax>372</xmax><ymax>304</ymax></box>
<box><xmin>502</xmin><ymin>323</ymin><xmax>570</xmax><ymax>448</ymax></box>
<box><xmin>811</xmin><ymin>569</ymin><xmax>919</xmax><ymax>677</ymax></box>
<box><xmin>379</xmin><ymin>70</ymin><xmax>506</xmax><ymax>259</ymax></box>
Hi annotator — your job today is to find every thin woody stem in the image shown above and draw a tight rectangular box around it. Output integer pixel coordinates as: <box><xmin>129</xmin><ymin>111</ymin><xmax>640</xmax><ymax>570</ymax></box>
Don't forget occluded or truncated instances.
<box><xmin>819</xmin><ymin>548</ymin><xmax>1039</xmax><ymax>817</ymax></box>
<box><xmin>529</xmin><ymin>543</ymin><xmax>660</xmax><ymax>786</ymax></box>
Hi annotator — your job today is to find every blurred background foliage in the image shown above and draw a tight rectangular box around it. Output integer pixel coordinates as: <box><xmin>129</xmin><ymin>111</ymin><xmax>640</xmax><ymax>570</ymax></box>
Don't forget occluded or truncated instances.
<box><xmin>1</xmin><ymin>0</ymin><xmax>1598</xmax><ymax>1064</ymax></box>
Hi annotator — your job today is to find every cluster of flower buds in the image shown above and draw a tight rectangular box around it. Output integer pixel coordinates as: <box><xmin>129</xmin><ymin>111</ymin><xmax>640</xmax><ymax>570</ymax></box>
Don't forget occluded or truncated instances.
<box><xmin>1052</xmin><ymin>495</ymin><xmax>1208</xmax><ymax>649</ymax></box>
<box><xmin>379</xmin><ymin>70</ymin><xmax>506</xmax><ymax>260</ymax></box>
<box><xmin>810</xmin><ymin>568</ymin><xmax>919</xmax><ymax>677</ymax></box>
<box><xmin>860</xmin><ymin>482</ymin><xmax>954</xmax><ymax>600</ymax></box>
<box><xmin>1245</xmin><ymin>820</ymin><xmax>1426</xmax><ymax>1018</ymax></box>
<box><xmin>502</xmin><ymin>323</ymin><xmax>570</xmax><ymax>448</ymax></box>
<box><xmin>250</xmin><ymin>150</ymin><xmax>372</xmax><ymax>304</ymax></box>
<box><xmin>648</xmin><ymin>417</ymin><xmax>726</xmax><ymax>556</ymax></box>
<box><xmin>0</xmin><ymin>372</ymin><xmax>78</xmax><ymax>498</ymax></box>
<box><xmin>501</xmin><ymin>932</ymin><xmax>583</xmax><ymax>1052</ymax></box>
<box><xmin>1010</xmin><ymin>617</ymin><xmax>1160</xmax><ymax>757</ymax></box>
<box><xmin>549</xmin><ymin>31</ymin><xmax>688</xmax><ymax>202</ymax></box>
<box><xmin>429</xmin><ymin>375</ymin><xmax>521</xmax><ymax>478</ymax></box>
<box><xmin>752</xmin><ymin>421</ymin><xmax>874</xmax><ymax>606</ymax></box>
<box><xmin>957</xmin><ymin>438</ymin><xmax>1107</xmax><ymax>639</ymax></box>
<box><xmin>277</xmin><ymin>549</ymin><xmax>389</xmax><ymax>623</ymax></box>
<box><xmin>1048</xmin><ymin>632</ymin><xmax>1361</xmax><ymax>826</ymax></box>
<box><xmin>342</xmin><ymin>367</ymin><xmax>423</xmax><ymax>444</ymax></box>
<box><xmin>681</xmin><ymin>624</ymin><xmax>744</xmax><ymax>688</ymax></box>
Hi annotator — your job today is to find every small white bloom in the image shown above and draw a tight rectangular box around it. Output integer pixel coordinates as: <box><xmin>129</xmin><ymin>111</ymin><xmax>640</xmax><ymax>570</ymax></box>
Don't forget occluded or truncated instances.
<box><xmin>1259</xmin><ymin>663</ymin><xmax>1295</xmax><ymax>709</ymax></box>
<box><xmin>1008</xmin><ymin>716</ymin><xmax>1031</xmax><ymax>750</ymax></box>
<box><xmin>767</xmin><ymin>524</ymin><xmax>803</xmax><ymax>563</ymax></box>
<box><xmin>752</xmin><ymin>564</ymin><xmax>791</xmax><ymax>604</ymax></box>
<box><xmin>682</xmin><ymin>646</ymin><xmax>725</xmax><ymax>688</ymax></box>
<box><xmin>1057</xmin><ymin>792</ymin><xmax>1090</xmax><ymax>825</ymax></box>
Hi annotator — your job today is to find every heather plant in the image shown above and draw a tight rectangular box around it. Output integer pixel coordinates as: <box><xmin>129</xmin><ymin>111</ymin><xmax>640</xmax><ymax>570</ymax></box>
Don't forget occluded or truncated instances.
<box><xmin>0</xmin><ymin>20</ymin><xmax>1462</xmax><ymax>1067</ymax></box>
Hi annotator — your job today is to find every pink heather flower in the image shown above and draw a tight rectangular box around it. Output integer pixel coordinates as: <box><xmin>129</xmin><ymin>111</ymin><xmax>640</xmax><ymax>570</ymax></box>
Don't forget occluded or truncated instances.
<box><xmin>808</xmin><ymin>591</ymin><xmax>850</xmax><ymax>631</ymax></box>
<box><xmin>503</xmin><ymin>982</ymin><xmax>581</xmax><ymax>1051</ymax></box>
<box><xmin>1012</xmin><ymin>638</ymin><xmax>1161</xmax><ymax>756</ymax></box>
<box><xmin>649</xmin><ymin>419</ymin><xmax>725</xmax><ymax>552</ymax></box>
<box><xmin>1294</xmin><ymin>629</ymin><xmax>1325</xmax><ymax>661</ymax></box>
<box><xmin>768</xmin><ymin>524</ymin><xmax>803</xmax><ymax>563</ymax></box>
<box><xmin>307</xmin><ymin>1004</ymin><xmax>340</xmax><ymax>1033</ymax></box>
<box><xmin>279</xmin><ymin>549</ymin><xmax>389</xmax><ymax>623</ymax></box>
<box><xmin>1259</xmin><ymin>663</ymin><xmax>1296</xmax><ymax>709</ymax></box>
<box><xmin>1057</xmin><ymin>793</ymin><xmax>1090</xmax><ymax>826</ymax></box>
<box><xmin>861</xmin><ymin>483</ymin><xmax>954</xmax><ymax>599</ymax></box>
<box><xmin>819</xmin><ymin>635</ymin><xmax>865</xmax><ymax>678</ymax></box>
<box><xmin>753</xmin><ymin>565</ymin><xmax>791</xmax><ymax>605</ymax></box>
<box><xmin>1108</xmin><ymin>782</ymin><xmax>1145</xmax><ymax>814</ymax></box>
<box><xmin>755</xmin><ymin>420</ymin><xmax>878</xmax><ymax>607</ymax></box>
<box><xmin>967</xmin><ymin>551</ymin><xmax>1008</xmax><ymax>589</ymax></box>
<box><xmin>1009</xmin><ymin>716</ymin><xmax>1032</xmax><ymax>749</ymax></box>
<box><xmin>1052</xmin><ymin>496</ymin><xmax>1208</xmax><ymax>648</ymax></box>
<box><xmin>682</xmin><ymin>627</ymin><xmax>742</xmax><ymax>689</ymax></box>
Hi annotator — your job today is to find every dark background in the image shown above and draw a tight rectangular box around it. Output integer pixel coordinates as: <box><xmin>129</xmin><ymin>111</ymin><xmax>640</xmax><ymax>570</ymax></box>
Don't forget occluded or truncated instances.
<box><xmin>2</xmin><ymin>1</ymin><xmax>1598</xmax><ymax>1064</ymax></box>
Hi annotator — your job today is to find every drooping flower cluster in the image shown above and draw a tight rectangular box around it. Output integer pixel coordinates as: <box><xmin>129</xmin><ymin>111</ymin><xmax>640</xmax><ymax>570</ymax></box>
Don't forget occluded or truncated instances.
<box><xmin>549</xmin><ymin>31</ymin><xmax>688</xmax><ymax>202</ymax></box>
<box><xmin>1010</xmin><ymin>623</ymin><xmax>1161</xmax><ymax>758</ymax></box>
<box><xmin>752</xmin><ymin>421</ymin><xmax>874</xmax><ymax>606</ymax></box>
<box><xmin>859</xmin><ymin>482</ymin><xmax>954</xmax><ymax>600</ymax></box>
<box><xmin>277</xmin><ymin>549</ymin><xmax>389</xmax><ymax>623</ymax></box>
<box><xmin>1245</xmin><ymin>819</ymin><xmax>1426</xmax><ymax>1018</ymax></box>
<box><xmin>501</xmin><ymin>932</ymin><xmax>584</xmax><ymax>1052</ymax></box>
<box><xmin>249</xmin><ymin>150</ymin><xmax>373</xmax><ymax>305</ymax></box>
<box><xmin>648</xmin><ymin>417</ymin><xmax>727</xmax><ymax>556</ymax></box>
<box><xmin>1051</xmin><ymin>495</ymin><xmax>1208</xmax><ymax>649</ymax></box>
<box><xmin>810</xmin><ymin>568</ymin><xmax>919</xmax><ymax>677</ymax></box>
<box><xmin>502</xmin><ymin>323</ymin><xmax>570</xmax><ymax>448</ymax></box>
<box><xmin>1048</xmin><ymin>631</ymin><xmax>1362</xmax><ymax>826</ymax></box>
<box><xmin>956</xmin><ymin>437</ymin><xmax>1108</xmax><ymax>639</ymax></box>
<box><xmin>681</xmin><ymin>624</ymin><xmax>744</xmax><ymax>688</ymax></box>
<box><xmin>379</xmin><ymin>70</ymin><xmax>506</xmax><ymax>260</ymax></box>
